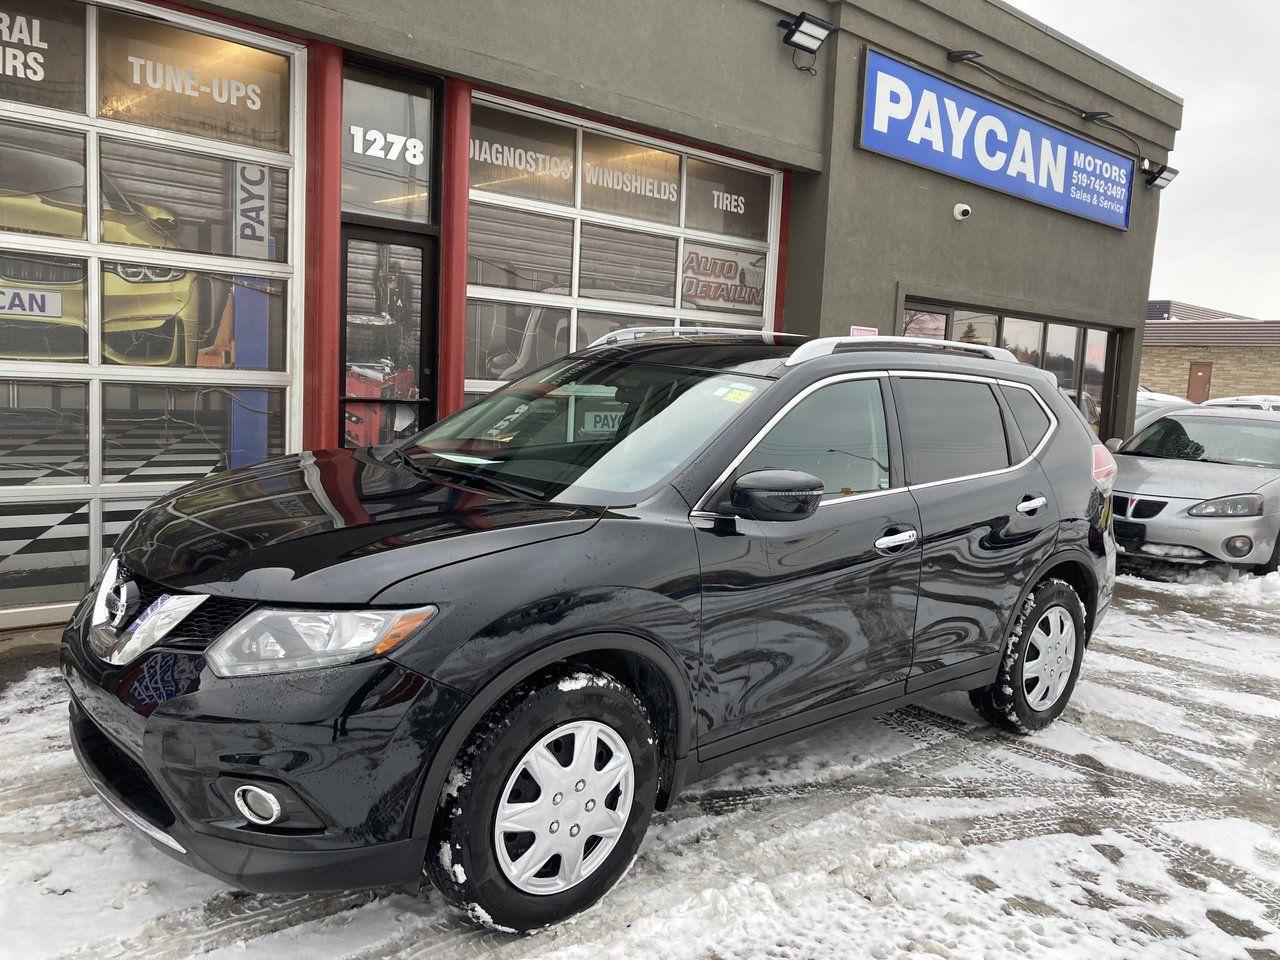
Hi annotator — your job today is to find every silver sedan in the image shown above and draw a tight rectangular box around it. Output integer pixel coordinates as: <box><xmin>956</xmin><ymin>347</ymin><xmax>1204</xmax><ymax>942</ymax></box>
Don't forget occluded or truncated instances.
<box><xmin>1107</xmin><ymin>407</ymin><xmax>1280</xmax><ymax>572</ymax></box>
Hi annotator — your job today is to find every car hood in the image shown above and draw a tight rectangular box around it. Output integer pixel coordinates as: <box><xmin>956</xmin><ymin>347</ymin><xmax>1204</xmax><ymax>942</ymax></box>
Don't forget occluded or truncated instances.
<box><xmin>1113</xmin><ymin>454</ymin><xmax>1280</xmax><ymax>501</ymax></box>
<box><xmin>114</xmin><ymin>448</ymin><xmax>604</xmax><ymax>604</ymax></box>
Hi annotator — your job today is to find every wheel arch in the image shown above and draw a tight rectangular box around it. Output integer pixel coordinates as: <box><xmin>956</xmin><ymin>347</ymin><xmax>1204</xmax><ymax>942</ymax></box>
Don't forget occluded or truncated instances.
<box><xmin>410</xmin><ymin>632</ymin><xmax>695</xmax><ymax>838</ymax></box>
<box><xmin>1021</xmin><ymin>549</ymin><xmax>1099</xmax><ymax>640</ymax></box>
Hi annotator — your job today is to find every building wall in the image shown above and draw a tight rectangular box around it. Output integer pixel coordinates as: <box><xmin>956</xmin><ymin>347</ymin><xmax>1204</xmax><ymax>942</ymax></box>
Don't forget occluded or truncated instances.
<box><xmin>1139</xmin><ymin>346</ymin><xmax>1280</xmax><ymax>400</ymax></box>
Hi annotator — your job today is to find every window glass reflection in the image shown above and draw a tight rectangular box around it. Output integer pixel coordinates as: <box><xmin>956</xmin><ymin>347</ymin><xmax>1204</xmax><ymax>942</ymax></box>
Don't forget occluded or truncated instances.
<box><xmin>343</xmin><ymin>401</ymin><xmax>419</xmax><ymax>448</ymax></box>
<box><xmin>681</xmin><ymin>241</ymin><xmax>765</xmax><ymax>318</ymax></box>
<box><xmin>581</xmin><ymin>132</ymin><xmax>680</xmax><ymax>225</ymax></box>
<box><xmin>902</xmin><ymin>308</ymin><xmax>946</xmax><ymax>339</ymax></box>
<box><xmin>469</xmin><ymin>104</ymin><xmax>575</xmax><ymax>206</ymax></box>
<box><xmin>0</xmin><ymin>379</ymin><xmax>87</xmax><ymax>484</ymax></box>
<box><xmin>1044</xmin><ymin>323</ymin><xmax>1080</xmax><ymax>394</ymax></box>
<box><xmin>99</xmin><ymin>138</ymin><xmax>288</xmax><ymax>260</ymax></box>
<box><xmin>0</xmin><ymin>499</ymin><xmax>89</xmax><ymax>607</ymax></box>
<box><xmin>0</xmin><ymin>252</ymin><xmax>87</xmax><ymax>361</ymax></box>
<box><xmin>467</xmin><ymin>203</ymin><xmax>572</xmax><ymax>293</ymax></box>
<box><xmin>101</xmin><ymin>263</ymin><xmax>285</xmax><ymax>370</ymax></box>
<box><xmin>579</xmin><ymin>223</ymin><xmax>677</xmax><ymax>306</ymax></box>
<box><xmin>103</xmin><ymin>383</ymin><xmax>284</xmax><ymax>482</ymax></box>
<box><xmin>1081</xmin><ymin>328</ymin><xmax>1111</xmax><ymax>433</ymax></box>
<box><xmin>952</xmin><ymin>311</ymin><xmax>997</xmax><ymax>345</ymax></box>
<box><xmin>466</xmin><ymin>300</ymin><xmax>569</xmax><ymax>382</ymax></box>
<box><xmin>0</xmin><ymin>120</ymin><xmax>85</xmax><ymax>238</ymax></box>
<box><xmin>342</xmin><ymin>70</ymin><xmax>432</xmax><ymax>222</ymax></box>
<box><xmin>685</xmin><ymin>158</ymin><xmax>770</xmax><ymax>242</ymax></box>
<box><xmin>343</xmin><ymin>239</ymin><xmax>424</xmax><ymax>401</ymax></box>
<box><xmin>0</xmin><ymin>0</ymin><xmax>86</xmax><ymax>112</ymax></box>
<box><xmin>1001</xmin><ymin>317</ymin><xmax>1043</xmax><ymax>366</ymax></box>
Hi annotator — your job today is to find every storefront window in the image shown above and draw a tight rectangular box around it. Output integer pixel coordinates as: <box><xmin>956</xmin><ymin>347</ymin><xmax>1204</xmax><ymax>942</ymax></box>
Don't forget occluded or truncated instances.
<box><xmin>100</xmin><ymin>264</ymin><xmax>285</xmax><ymax>370</ymax></box>
<box><xmin>0</xmin><ymin>379</ymin><xmax>87</xmax><ymax>484</ymax></box>
<box><xmin>1044</xmin><ymin>323</ymin><xmax>1080</xmax><ymax>394</ymax></box>
<box><xmin>465</xmin><ymin>96</ymin><xmax>779</xmax><ymax>397</ymax></box>
<box><xmin>581</xmin><ymin>131</ymin><xmax>680</xmax><ymax>225</ymax></box>
<box><xmin>1081</xmin><ymin>328</ymin><xmax>1111</xmax><ymax>433</ymax></box>
<box><xmin>97</xmin><ymin>8</ymin><xmax>291</xmax><ymax>151</ymax></box>
<box><xmin>469</xmin><ymin>104</ymin><xmax>575</xmax><ymax>206</ymax></box>
<box><xmin>0</xmin><ymin>0</ymin><xmax>86</xmax><ymax>112</ymax></box>
<box><xmin>685</xmin><ymin>158</ymin><xmax>770</xmax><ymax>242</ymax></box>
<box><xmin>902</xmin><ymin>308</ymin><xmax>946</xmax><ymax>339</ymax></box>
<box><xmin>0</xmin><ymin>120</ymin><xmax>85</xmax><ymax>238</ymax></box>
<box><xmin>953</xmin><ymin>311</ymin><xmax>997</xmax><ymax>345</ymax></box>
<box><xmin>681</xmin><ymin>242</ymin><xmax>766</xmax><ymax>319</ymax></box>
<box><xmin>0</xmin><ymin>252</ymin><xmax>87</xmax><ymax>361</ymax></box>
<box><xmin>102</xmin><ymin>383</ymin><xmax>285</xmax><ymax>482</ymax></box>
<box><xmin>578</xmin><ymin>223</ymin><xmax>677</xmax><ymax>305</ymax></box>
<box><xmin>466</xmin><ymin>300</ymin><xmax>570</xmax><ymax>383</ymax></box>
<box><xmin>467</xmin><ymin>203</ymin><xmax>572</xmax><ymax>293</ymax></box>
<box><xmin>1001</xmin><ymin>317</ymin><xmax>1043</xmax><ymax>366</ymax></box>
<box><xmin>0</xmin><ymin>2</ymin><xmax>301</xmax><ymax>621</ymax></box>
<box><xmin>99</xmin><ymin>138</ymin><xmax>288</xmax><ymax>260</ymax></box>
<box><xmin>342</xmin><ymin>68</ymin><xmax>432</xmax><ymax>223</ymax></box>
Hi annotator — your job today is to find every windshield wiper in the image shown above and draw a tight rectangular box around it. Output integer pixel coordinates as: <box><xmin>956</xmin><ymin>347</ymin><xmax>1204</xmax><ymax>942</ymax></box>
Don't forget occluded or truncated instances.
<box><xmin>419</xmin><ymin>462</ymin><xmax>546</xmax><ymax>501</ymax></box>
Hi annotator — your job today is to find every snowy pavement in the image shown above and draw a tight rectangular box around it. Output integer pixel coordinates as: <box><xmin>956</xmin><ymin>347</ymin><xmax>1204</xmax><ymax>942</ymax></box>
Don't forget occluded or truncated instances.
<box><xmin>2</xmin><ymin>570</ymin><xmax>1280</xmax><ymax>959</ymax></box>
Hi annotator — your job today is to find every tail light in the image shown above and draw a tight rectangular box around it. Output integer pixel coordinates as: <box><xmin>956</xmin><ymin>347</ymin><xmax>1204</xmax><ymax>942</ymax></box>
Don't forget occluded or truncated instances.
<box><xmin>1092</xmin><ymin>443</ymin><xmax>1117</xmax><ymax>495</ymax></box>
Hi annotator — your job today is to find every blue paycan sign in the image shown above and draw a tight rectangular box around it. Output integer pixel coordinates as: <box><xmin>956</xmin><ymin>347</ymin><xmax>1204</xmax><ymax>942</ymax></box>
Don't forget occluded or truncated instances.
<box><xmin>859</xmin><ymin>50</ymin><xmax>1133</xmax><ymax>229</ymax></box>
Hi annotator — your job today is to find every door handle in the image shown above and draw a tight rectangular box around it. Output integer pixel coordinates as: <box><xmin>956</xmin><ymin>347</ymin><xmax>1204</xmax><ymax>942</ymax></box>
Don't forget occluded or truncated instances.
<box><xmin>874</xmin><ymin>529</ymin><xmax>918</xmax><ymax>551</ymax></box>
<box><xmin>1017</xmin><ymin>496</ymin><xmax>1048</xmax><ymax>514</ymax></box>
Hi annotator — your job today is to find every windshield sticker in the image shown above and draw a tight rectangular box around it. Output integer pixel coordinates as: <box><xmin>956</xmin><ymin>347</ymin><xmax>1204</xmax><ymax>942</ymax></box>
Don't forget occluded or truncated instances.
<box><xmin>713</xmin><ymin>382</ymin><xmax>758</xmax><ymax>404</ymax></box>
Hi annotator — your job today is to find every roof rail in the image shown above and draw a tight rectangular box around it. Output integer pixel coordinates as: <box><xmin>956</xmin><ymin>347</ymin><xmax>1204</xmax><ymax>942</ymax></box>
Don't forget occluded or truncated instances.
<box><xmin>587</xmin><ymin>325</ymin><xmax>806</xmax><ymax>349</ymax></box>
<box><xmin>784</xmin><ymin>335</ymin><xmax>1018</xmax><ymax>366</ymax></box>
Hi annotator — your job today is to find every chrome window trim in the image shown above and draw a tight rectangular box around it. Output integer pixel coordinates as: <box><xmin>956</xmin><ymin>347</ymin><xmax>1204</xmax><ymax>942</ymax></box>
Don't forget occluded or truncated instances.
<box><xmin>690</xmin><ymin>370</ymin><xmax>1058</xmax><ymax>518</ymax></box>
<box><xmin>691</xmin><ymin>371</ymin><xmax>895</xmax><ymax>515</ymax></box>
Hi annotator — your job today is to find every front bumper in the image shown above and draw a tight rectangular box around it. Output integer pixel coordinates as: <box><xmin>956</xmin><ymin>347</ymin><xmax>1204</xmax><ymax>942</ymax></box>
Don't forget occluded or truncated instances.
<box><xmin>61</xmin><ymin>619</ymin><xmax>468</xmax><ymax>894</ymax></box>
<box><xmin>1113</xmin><ymin>494</ymin><xmax>1278</xmax><ymax>565</ymax></box>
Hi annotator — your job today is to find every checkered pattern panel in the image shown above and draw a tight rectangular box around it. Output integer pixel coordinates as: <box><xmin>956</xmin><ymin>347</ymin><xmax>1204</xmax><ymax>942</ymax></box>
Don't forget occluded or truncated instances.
<box><xmin>0</xmin><ymin>500</ymin><xmax>89</xmax><ymax>607</ymax></box>
<box><xmin>0</xmin><ymin>420</ymin><xmax>89</xmax><ymax>486</ymax></box>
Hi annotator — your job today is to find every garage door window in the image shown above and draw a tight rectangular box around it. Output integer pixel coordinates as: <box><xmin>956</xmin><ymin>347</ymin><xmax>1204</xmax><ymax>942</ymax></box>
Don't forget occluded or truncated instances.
<box><xmin>0</xmin><ymin>1</ymin><xmax>304</xmax><ymax>621</ymax></box>
<box><xmin>466</xmin><ymin>95</ymin><xmax>782</xmax><ymax>396</ymax></box>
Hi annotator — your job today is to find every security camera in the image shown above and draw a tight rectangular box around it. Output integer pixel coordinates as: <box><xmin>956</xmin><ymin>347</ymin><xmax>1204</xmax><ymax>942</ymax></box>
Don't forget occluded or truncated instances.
<box><xmin>953</xmin><ymin>202</ymin><xmax>973</xmax><ymax>221</ymax></box>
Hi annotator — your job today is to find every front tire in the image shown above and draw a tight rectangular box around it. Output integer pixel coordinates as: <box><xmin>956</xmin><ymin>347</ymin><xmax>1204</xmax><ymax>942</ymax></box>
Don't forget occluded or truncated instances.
<box><xmin>970</xmin><ymin>578</ymin><xmax>1086</xmax><ymax>734</ymax></box>
<box><xmin>425</xmin><ymin>669</ymin><xmax>657</xmax><ymax>932</ymax></box>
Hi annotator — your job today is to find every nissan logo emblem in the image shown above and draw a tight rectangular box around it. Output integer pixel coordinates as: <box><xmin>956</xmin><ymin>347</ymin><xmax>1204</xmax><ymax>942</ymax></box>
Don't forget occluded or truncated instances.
<box><xmin>103</xmin><ymin>579</ymin><xmax>140</xmax><ymax>630</ymax></box>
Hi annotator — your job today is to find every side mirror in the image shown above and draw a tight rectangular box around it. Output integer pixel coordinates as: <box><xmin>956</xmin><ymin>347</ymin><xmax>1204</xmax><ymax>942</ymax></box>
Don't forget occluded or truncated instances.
<box><xmin>1104</xmin><ymin>437</ymin><xmax>1124</xmax><ymax>453</ymax></box>
<box><xmin>730</xmin><ymin>469</ymin><xmax>824</xmax><ymax>522</ymax></box>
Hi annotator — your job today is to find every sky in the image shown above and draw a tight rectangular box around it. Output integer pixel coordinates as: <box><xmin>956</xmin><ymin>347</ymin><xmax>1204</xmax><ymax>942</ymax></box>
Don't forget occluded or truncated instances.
<box><xmin>1008</xmin><ymin>0</ymin><xmax>1280</xmax><ymax>319</ymax></box>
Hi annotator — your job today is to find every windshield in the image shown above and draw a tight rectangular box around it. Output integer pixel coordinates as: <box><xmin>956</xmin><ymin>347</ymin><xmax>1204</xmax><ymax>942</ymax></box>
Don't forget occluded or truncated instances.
<box><xmin>1121</xmin><ymin>414</ymin><xmax>1280</xmax><ymax>469</ymax></box>
<box><xmin>398</xmin><ymin>357</ymin><xmax>768</xmax><ymax>504</ymax></box>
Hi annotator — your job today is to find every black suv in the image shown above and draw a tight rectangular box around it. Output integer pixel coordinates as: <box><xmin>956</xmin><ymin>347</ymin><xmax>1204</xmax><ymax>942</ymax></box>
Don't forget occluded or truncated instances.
<box><xmin>62</xmin><ymin>330</ymin><xmax>1117</xmax><ymax>931</ymax></box>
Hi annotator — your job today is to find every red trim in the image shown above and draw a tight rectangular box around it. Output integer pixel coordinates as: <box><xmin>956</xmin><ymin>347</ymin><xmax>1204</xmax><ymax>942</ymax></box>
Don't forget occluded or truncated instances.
<box><xmin>438</xmin><ymin>79</ymin><xmax>472</xmax><ymax>418</ymax></box>
<box><xmin>773</xmin><ymin>170</ymin><xmax>792</xmax><ymax>332</ymax></box>
<box><xmin>302</xmin><ymin>42</ymin><xmax>344</xmax><ymax>450</ymax></box>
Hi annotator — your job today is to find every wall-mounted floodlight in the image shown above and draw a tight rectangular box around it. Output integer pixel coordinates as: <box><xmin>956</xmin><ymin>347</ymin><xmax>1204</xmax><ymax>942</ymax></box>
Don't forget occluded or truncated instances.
<box><xmin>1141</xmin><ymin>158</ymin><xmax>1179</xmax><ymax>189</ymax></box>
<box><xmin>778</xmin><ymin>12</ymin><xmax>834</xmax><ymax>54</ymax></box>
<box><xmin>946</xmin><ymin>50</ymin><xmax>983</xmax><ymax>63</ymax></box>
<box><xmin>1081</xmin><ymin>111</ymin><xmax>1114</xmax><ymax>122</ymax></box>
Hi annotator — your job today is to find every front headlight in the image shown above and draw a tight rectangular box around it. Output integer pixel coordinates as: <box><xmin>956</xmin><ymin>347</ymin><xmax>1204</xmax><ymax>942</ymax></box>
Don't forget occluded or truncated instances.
<box><xmin>88</xmin><ymin>555</ymin><xmax>121</xmax><ymax>627</ymax></box>
<box><xmin>1187</xmin><ymin>494</ymin><xmax>1264</xmax><ymax>518</ymax></box>
<box><xmin>206</xmin><ymin>606</ymin><xmax>437</xmax><ymax>677</ymax></box>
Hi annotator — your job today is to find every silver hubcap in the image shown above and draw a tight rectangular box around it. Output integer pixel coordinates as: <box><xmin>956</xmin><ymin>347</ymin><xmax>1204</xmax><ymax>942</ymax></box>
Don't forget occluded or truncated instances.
<box><xmin>494</xmin><ymin>720</ymin><xmax>634</xmax><ymax>895</ymax></box>
<box><xmin>1023</xmin><ymin>604</ymin><xmax>1077</xmax><ymax>711</ymax></box>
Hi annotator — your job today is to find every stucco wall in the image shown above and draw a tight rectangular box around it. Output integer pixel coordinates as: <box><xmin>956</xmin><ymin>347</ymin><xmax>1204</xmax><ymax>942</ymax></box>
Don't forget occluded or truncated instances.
<box><xmin>1139</xmin><ymin>346</ymin><xmax>1280</xmax><ymax>401</ymax></box>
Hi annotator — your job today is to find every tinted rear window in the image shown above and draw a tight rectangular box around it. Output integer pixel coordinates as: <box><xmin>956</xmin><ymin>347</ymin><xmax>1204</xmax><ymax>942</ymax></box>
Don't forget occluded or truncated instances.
<box><xmin>1000</xmin><ymin>384</ymin><xmax>1051</xmax><ymax>450</ymax></box>
<box><xmin>896</xmin><ymin>378</ymin><xmax>1010</xmax><ymax>484</ymax></box>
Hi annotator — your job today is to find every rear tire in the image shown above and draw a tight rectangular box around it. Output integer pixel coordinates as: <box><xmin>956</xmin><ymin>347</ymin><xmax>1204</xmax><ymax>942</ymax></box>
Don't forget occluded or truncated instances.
<box><xmin>425</xmin><ymin>669</ymin><xmax>657</xmax><ymax>932</ymax></box>
<box><xmin>970</xmin><ymin>578</ymin><xmax>1086</xmax><ymax>735</ymax></box>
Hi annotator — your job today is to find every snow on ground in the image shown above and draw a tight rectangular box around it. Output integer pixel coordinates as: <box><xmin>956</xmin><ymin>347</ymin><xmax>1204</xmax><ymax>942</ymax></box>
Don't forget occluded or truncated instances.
<box><xmin>2</xmin><ymin>565</ymin><xmax>1279</xmax><ymax>959</ymax></box>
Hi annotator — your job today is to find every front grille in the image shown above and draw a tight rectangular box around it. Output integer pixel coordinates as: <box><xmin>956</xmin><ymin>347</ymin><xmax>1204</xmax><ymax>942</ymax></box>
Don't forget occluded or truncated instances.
<box><xmin>0</xmin><ymin>255</ymin><xmax>85</xmax><ymax>285</ymax></box>
<box><xmin>1114</xmin><ymin>519</ymin><xmax>1145</xmax><ymax>542</ymax></box>
<box><xmin>0</xmin><ymin>317</ymin><xmax>87</xmax><ymax>360</ymax></box>
<box><xmin>119</xmin><ymin>566</ymin><xmax>256</xmax><ymax>650</ymax></box>
<box><xmin>1111</xmin><ymin>495</ymin><xmax>1127</xmax><ymax>517</ymax></box>
<box><xmin>1131</xmin><ymin>499</ymin><xmax>1166</xmax><ymax>519</ymax></box>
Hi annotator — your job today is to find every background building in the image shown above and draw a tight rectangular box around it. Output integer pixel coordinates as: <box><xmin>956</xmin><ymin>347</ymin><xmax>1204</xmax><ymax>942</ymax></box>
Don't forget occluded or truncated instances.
<box><xmin>0</xmin><ymin>0</ymin><xmax>1182</xmax><ymax>624</ymax></box>
<box><xmin>1141</xmin><ymin>303</ymin><xmax>1280</xmax><ymax>402</ymax></box>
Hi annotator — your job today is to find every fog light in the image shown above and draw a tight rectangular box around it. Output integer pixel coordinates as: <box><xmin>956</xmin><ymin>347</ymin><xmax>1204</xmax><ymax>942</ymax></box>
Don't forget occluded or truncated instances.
<box><xmin>1223</xmin><ymin>536</ymin><xmax>1254</xmax><ymax>559</ymax></box>
<box><xmin>233</xmin><ymin>784</ymin><xmax>283</xmax><ymax>825</ymax></box>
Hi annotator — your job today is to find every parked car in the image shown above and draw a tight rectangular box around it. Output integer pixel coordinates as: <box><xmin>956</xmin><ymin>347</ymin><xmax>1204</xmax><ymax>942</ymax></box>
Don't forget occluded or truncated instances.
<box><xmin>62</xmin><ymin>331</ymin><xmax>1116</xmax><ymax>931</ymax></box>
<box><xmin>1134</xmin><ymin>384</ymin><xmax>1190</xmax><ymax>420</ymax></box>
<box><xmin>1107</xmin><ymin>407</ymin><xmax>1280</xmax><ymax>571</ymax></box>
<box><xmin>1202</xmin><ymin>395</ymin><xmax>1280</xmax><ymax>413</ymax></box>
